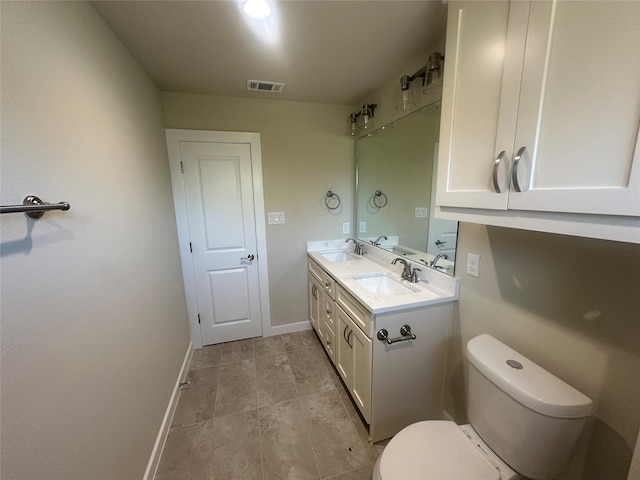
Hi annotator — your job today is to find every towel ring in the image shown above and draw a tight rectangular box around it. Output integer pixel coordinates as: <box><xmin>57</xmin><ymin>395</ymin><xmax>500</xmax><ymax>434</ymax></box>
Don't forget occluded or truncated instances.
<box><xmin>325</xmin><ymin>191</ymin><xmax>341</xmax><ymax>210</ymax></box>
<box><xmin>372</xmin><ymin>190</ymin><xmax>388</xmax><ymax>208</ymax></box>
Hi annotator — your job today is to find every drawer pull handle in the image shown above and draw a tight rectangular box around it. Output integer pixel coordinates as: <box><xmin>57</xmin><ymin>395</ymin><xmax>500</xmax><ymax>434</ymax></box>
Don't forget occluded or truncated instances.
<box><xmin>511</xmin><ymin>146</ymin><xmax>527</xmax><ymax>192</ymax></box>
<box><xmin>492</xmin><ymin>150</ymin><xmax>509</xmax><ymax>193</ymax></box>
<box><xmin>377</xmin><ymin>325</ymin><xmax>416</xmax><ymax>345</ymax></box>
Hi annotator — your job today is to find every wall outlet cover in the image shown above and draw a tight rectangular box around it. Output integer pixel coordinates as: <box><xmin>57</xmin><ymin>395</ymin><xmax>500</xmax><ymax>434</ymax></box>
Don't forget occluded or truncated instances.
<box><xmin>342</xmin><ymin>222</ymin><xmax>350</xmax><ymax>234</ymax></box>
<box><xmin>359</xmin><ymin>221</ymin><xmax>366</xmax><ymax>233</ymax></box>
<box><xmin>268</xmin><ymin>212</ymin><xmax>285</xmax><ymax>224</ymax></box>
<box><xmin>466</xmin><ymin>253</ymin><xmax>480</xmax><ymax>278</ymax></box>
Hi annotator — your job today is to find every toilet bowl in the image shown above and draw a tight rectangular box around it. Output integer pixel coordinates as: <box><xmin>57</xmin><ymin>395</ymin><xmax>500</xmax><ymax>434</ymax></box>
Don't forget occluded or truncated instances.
<box><xmin>373</xmin><ymin>334</ymin><xmax>592</xmax><ymax>480</ymax></box>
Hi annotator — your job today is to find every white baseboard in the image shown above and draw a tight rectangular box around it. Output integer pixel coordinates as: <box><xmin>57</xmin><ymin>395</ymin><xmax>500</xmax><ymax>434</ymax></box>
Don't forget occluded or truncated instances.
<box><xmin>143</xmin><ymin>341</ymin><xmax>193</xmax><ymax>480</ymax></box>
<box><xmin>267</xmin><ymin>320</ymin><xmax>311</xmax><ymax>336</ymax></box>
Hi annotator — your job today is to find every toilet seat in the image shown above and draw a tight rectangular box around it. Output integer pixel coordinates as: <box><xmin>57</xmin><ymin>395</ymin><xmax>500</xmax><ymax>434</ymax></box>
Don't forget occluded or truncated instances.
<box><xmin>376</xmin><ymin>421</ymin><xmax>502</xmax><ymax>480</ymax></box>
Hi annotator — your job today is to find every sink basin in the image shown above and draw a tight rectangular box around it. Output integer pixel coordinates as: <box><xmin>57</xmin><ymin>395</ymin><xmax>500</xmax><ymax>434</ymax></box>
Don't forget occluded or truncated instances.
<box><xmin>322</xmin><ymin>251</ymin><xmax>359</xmax><ymax>262</ymax></box>
<box><xmin>352</xmin><ymin>273</ymin><xmax>418</xmax><ymax>297</ymax></box>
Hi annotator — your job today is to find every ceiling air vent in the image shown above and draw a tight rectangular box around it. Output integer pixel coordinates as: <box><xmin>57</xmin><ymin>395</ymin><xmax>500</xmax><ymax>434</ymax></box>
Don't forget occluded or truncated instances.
<box><xmin>247</xmin><ymin>79</ymin><xmax>285</xmax><ymax>94</ymax></box>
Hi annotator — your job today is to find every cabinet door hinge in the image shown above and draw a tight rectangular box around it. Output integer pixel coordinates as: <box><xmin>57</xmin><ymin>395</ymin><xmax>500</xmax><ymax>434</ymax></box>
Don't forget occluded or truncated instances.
<box><xmin>180</xmin><ymin>161</ymin><xmax>184</xmax><ymax>173</ymax></box>
<box><xmin>189</xmin><ymin>242</ymin><xmax>192</xmax><ymax>253</ymax></box>
<box><xmin>197</xmin><ymin>314</ymin><xmax>201</xmax><ymax>324</ymax></box>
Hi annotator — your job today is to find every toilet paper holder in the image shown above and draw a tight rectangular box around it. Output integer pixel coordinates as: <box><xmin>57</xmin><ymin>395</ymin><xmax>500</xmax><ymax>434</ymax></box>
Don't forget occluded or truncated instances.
<box><xmin>377</xmin><ymin>325</ymin><xmax>416</xmax><ymax>345</ymax></box>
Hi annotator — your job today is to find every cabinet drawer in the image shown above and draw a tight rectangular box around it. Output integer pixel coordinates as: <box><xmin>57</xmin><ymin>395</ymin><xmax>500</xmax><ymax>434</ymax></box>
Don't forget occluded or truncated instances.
<box><xmin>308</xmin><ymin>259</ymin><xmax>323</xmax><ymax>282</ymax></box>
<box><xmin>324</xmin><ymin>296</ymin><xmax>336</xmax><ymax>333</ymax></box>
<box><xmin>308</xmin><ymin>259</ymin><xmax>336</xmax><ymax>300</ymax></box>
<box><xmin>322</xmin><ymin>321</ymin><xmax>336</xmax><ymax>363</ymax></box>
<box><xmin>337</xmin><ymin>285</ymin><xmax>371</xmax><ymax>336</ymax></box>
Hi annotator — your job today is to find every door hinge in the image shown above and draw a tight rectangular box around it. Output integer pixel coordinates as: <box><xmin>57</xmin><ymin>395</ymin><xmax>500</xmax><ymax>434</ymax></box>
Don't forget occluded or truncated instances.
<box><xmin>189</xmin><ymin>242</ymin><xmax>192</xmax><ymax>253</ymax></box>
<box><xmin>197</xmin><ymin>314</ymin><xmax>201</xmax><ymax>324</ymax></box>
<box><xmin>180</xmin><ymin>161</ymin><xmax>184</xmax><ymax>174</ymax></box>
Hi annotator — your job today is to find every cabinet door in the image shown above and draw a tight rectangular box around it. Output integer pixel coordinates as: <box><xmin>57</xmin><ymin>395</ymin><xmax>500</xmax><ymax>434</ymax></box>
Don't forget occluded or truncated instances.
<box><xmin>436</xmin><ymin>0</ymin><xmax>529</xmax><ymax>209</ymax></box>
<box><xmin>509</xmin><ymin>0</ymin><xmax>640</xmax><ymax>216</ymax></box>
<box><xmin>308</xmin><ymin>275</ymin><xmax>321</xmax><ymax>333</ymax></box>
<box><xmin>349</xmin><ymin>321</ymin><xmax>372</xmax><ymax>423</ymax></box>
<box><xmin>335</xmin><ymin>307</ymin><xmax>353</xmax><ymax>386</ymax></box>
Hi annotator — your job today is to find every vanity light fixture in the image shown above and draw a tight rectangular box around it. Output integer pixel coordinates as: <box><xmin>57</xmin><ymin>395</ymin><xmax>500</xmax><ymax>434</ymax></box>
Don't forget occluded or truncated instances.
<box><xmin>424</xmin><ymin>52</ymin><xmax>444</xmax><ymax>91</ymax></box>
<box><xmin>395</xmin><ymin>51</ymin><xmax>445</xmax><ymax>108</ymax></box>
<box><xmin>346</xmin><ymin>113</ymin><xmax>359</xmax><ymax>136</ymax></box>
<box><xmin>396</xmin><ymin>75</ymin><xmax>416</xmax><ymax>111</ymax></box>
<box><xmin>243</xmin><ymin>0</ymin><xmax>271</xmax><ymax>19</ymax></box>
<box><xmin>358</xmin><ymin>103</ymin><xmax>376</xmax><ymax>132</ymax></box>
<box><xmin>345</xmin><ymin>104</ymin><xmax>377</xmax><ymax>136</ymax></box>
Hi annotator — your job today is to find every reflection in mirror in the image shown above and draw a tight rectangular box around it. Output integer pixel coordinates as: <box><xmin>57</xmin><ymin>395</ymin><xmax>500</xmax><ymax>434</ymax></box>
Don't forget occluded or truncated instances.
<box><xmin>356</xmin><ymin>103</ymin><xmax>458</xmax><ymax>275</ymax></box>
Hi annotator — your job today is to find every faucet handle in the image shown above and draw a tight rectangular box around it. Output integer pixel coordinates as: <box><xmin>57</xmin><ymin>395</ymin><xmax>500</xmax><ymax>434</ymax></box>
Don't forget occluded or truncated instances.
<box><xmin>411</xmin><ymin>268</ymin><xmax>421</xmax><ymax>283</ymax></box>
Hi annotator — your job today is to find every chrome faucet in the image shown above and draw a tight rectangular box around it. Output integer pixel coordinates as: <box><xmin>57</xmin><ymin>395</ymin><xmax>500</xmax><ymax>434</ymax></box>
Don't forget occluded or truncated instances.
<box><xmin>345</xmin><ymin>237</ymin><xmax>364</xmax><ymax>255</ymax></box>
<box><xmin>430</xmin><ymin>253</ymin><xmax>449</xmax><ymax>269</ymax></box>
<box><xmin>371</xmin><ymin>235</ymin><xmax>388</xmax><ymax>246</ymax></box>
<box><xmin>391</xmin><ymin>257</ymin><xmax>421</xmax><ymax>283</ymax></box>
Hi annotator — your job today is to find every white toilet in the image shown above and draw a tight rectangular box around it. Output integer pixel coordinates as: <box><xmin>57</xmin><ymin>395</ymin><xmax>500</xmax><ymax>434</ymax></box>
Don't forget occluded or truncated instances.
<box><xmin>373</xmin><ymin>334</ymin><xmax>592</xmax><ymax>480</ymax></box>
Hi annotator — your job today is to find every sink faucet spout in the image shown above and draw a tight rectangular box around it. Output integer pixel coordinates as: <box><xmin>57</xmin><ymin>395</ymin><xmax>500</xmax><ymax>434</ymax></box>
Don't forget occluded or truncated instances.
<box><xmin>345</xmin><ymin>237</ymin><xmax>364</xmax><ymax>255</ymax></box>
<box><xmin>391</xmin><ymin>257</ymin><xmax>421</xmax><ymax>283</ymax></box>
<box><xmin>371</xmin><ymin>235</ymin><xmax>388</xmax><ymax>246</ymax></box>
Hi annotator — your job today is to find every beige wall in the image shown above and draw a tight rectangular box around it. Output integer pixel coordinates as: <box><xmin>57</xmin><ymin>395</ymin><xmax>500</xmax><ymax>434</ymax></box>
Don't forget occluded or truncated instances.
<box><xmin>162</xmin><ymin>93</ymin><xmax>355</xmax><ymax>329</ymax></box>
<box><xmin>0</xmin><ymin>2</ymin><xmax>190</xmax><ymax>479</ymax></box>
<box><xmin>447</xmin><ymin>223</ymin><xmax>640</xmax><ymax>479</ymax></box>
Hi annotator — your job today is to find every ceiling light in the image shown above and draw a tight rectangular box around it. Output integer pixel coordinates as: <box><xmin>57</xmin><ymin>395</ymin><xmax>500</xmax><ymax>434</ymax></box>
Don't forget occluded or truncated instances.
<box><xmin>243</xmin><ymin>0</ymin><xmax>271</xmax><ymax>19</ymax></box>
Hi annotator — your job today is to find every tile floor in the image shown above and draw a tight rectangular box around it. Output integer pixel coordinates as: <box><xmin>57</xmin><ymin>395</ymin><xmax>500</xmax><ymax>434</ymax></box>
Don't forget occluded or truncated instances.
<box><xmin>155</xmin><ymin>330</ymin><xmax>385</xmax><ymax>480</ymax></box>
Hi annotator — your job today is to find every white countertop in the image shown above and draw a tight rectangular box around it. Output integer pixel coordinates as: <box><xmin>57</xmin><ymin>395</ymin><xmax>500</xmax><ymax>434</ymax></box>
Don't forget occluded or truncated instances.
<box><xmin>307</xmin><ymin>240</ymin><xmax>459</xmax><ymax>315</ymax></box>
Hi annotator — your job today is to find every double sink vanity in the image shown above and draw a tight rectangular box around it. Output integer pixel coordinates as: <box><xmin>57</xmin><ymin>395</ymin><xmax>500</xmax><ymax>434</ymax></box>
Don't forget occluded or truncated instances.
<box><xmin>307</xmin><ymin>239</ymin><xmax>459</xmax><ymax>442</ymax></box>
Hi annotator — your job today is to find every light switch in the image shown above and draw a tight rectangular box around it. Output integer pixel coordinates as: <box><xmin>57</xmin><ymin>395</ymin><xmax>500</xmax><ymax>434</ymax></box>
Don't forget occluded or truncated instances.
<box><xmin>415</xmin><ymin>207</ymin><xmax>428</xmax><ymax>218</ymax></box>
<box><xmin>268</xmin><ymin>212</ymin><xmax>285</xmax><ymax>224</ymax></box>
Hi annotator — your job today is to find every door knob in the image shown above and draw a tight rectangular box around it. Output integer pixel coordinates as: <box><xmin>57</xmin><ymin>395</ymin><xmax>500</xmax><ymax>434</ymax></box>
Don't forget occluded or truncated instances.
<box><xmin>241</xmin><ymin>254</ymin><xmax>255</xmax><ymax>261</ymax></box>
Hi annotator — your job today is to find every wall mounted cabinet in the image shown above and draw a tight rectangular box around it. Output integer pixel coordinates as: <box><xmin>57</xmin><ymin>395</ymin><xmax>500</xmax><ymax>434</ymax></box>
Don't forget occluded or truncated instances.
<box><xmin>436</xmin><ymin>0</ymin><xmax>640</xmax><ymax>242</ymax></box>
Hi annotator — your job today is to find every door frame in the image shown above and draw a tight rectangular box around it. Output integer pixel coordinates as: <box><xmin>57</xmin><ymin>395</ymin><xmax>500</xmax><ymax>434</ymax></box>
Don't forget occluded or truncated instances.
<box><xmin>166</xmin><ymin>129</ymin><xmax>271</xmax><ymax>348</ymax></box>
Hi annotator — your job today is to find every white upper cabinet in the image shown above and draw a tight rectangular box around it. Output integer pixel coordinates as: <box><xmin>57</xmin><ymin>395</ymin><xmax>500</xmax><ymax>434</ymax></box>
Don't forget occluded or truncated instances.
<box><xmin>437</xmin><ymin>0</ymin><xmax>640</xmax><ymax>239</ymax></box>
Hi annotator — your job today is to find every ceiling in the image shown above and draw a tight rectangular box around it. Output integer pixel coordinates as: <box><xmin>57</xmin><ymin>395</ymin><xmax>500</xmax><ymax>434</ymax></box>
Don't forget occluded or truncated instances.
<box><xmin>91</xmin><ymin>1</ymin><xmax>447</xmax><ymax>106</ymax></box>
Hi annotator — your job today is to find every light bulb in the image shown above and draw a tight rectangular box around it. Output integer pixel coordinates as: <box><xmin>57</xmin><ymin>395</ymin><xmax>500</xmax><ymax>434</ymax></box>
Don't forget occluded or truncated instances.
<box><xmin>243</xmin><ymin>0</ymin><xmax>271</xmax><ymax>19</ymax></box>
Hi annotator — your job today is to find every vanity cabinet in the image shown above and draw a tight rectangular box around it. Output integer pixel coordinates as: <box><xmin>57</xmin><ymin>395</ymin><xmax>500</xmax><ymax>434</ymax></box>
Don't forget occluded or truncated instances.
<box><xmin>336</xmin><ymin>292</ymin><xmax>372</xmax><ymax>423</ymax></box>
<box><xmin>436</xmin><ymin>0</ymin><xmax>640</xmax><ymax>242</ymax></box>
<box><xmin>307</xmin><ymin>257</ymin><xmax>452</xmax><ymax>442</ymax></box>
<box><xmin>308</xmin><ymin>259</ymin><xmax>336</xmax><ymax>362</ymax></box>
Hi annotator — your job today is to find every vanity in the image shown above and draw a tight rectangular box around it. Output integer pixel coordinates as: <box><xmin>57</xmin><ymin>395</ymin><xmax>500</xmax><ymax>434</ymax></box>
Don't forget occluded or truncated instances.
<box><xmin>307</xmin><ymin>240</ymin><xmax>459</xmax><ymax>442</ymax></box>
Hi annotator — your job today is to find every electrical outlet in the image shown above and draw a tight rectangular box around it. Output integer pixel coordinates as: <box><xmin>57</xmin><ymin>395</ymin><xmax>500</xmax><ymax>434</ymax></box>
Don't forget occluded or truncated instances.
<box><xmin>342</xmin><ymin>222</ymin><xmax>350</xmax><ymax>234</ymax></box>
<box><xmin>268</xmin><ymin>212</ymin><xmax>285</xmax><ymax>224</ymax></box>
<box><xmin>359</xmin><ymin>221</ymin><xmax>366</xmax><ymax>233</ymax></box>
<box><xmin>466</xmin><ymin>253</ymin><xmax>480</xmax><ymax>278</ymax></box>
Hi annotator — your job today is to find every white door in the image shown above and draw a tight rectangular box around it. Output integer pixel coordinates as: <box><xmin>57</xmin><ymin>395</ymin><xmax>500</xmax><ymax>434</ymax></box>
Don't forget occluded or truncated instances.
<box><xmin>436</xmin><ymin>0</ymin><xmax>529</xmax><ymax>210</ymax></box>
<box><xmin>167</xmin><ymin>130</ymin><xmax>270</xmax><ymax>347</ymax></box>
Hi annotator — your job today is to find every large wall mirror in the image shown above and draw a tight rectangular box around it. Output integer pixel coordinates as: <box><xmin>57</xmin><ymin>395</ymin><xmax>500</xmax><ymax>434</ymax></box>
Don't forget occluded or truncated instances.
<box><xmin>355</xmin><ymin>104</ymin><xmax>458</xmax><ymax>275</ymax></box>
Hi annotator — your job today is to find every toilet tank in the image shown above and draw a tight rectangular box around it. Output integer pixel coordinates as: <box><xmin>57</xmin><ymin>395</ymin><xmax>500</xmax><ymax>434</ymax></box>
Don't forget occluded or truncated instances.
<box><xmin>466</xmin><ymin>334</ymin><xmax>592</xmax><ymax>480</ymax></box>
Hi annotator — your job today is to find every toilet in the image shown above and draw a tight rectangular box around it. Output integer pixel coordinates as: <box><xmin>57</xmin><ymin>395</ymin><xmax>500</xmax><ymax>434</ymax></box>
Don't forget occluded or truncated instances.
<box><xmin>373</xmin><ymin>334</ymin><xmax>592</xmax><ymax>480</ymax></box>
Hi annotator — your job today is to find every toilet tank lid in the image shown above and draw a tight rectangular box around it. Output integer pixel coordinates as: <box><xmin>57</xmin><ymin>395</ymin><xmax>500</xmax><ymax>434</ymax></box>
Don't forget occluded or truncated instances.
<box><xmin>467</xmin><ymin>334</ymin><xmax>592</xmax><ymax>419</ymax></box>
